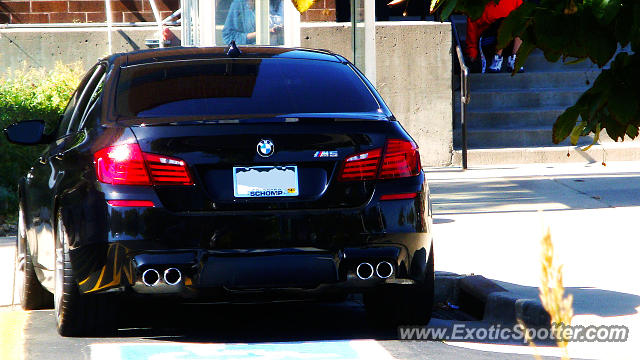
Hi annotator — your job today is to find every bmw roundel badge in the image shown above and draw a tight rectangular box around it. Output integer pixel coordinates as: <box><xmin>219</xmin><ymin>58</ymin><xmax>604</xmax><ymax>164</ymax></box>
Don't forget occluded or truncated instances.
<box><xmin>257</xmin><ymin>139</ymin><xmax>274</xmax><ymax>157</ymax></box>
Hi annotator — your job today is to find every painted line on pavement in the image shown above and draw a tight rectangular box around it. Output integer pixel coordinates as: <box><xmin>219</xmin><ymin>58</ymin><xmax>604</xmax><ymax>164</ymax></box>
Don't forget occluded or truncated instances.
<box><xmin>91</xmin><ymin>340</ymin><xmax>395</xmax><ymax>360</ymax></box>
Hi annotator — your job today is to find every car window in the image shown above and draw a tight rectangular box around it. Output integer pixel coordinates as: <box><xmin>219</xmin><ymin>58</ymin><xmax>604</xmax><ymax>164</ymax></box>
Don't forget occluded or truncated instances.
<box><xmin>57</xmin><ymin>65</ymin><xmax>98</xmax><ymax>138</ymax></box>
<box><xmin>115</xmin><ymin>59</ymin><xmax>381</xmax><ymax>120</ymax></box>
<box><xmin>66</xmin><ymin>64</ymin><xmax>106</xmax><ymax>135</ymax></box>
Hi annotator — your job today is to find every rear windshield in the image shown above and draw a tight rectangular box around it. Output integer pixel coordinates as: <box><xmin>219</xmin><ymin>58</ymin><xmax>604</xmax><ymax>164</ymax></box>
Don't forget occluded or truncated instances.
<box><xmin>115</xmin><ymin>58</ymin><xmax>381</xmax><ymax>119</ymax></box>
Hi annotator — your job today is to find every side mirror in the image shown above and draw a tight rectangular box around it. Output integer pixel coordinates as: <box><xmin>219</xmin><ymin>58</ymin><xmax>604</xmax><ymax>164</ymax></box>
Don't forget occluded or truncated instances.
<box><xmin>3</xmin><ymin>120</ymin><xmax>48</xmax><ymax>145</ymax></box>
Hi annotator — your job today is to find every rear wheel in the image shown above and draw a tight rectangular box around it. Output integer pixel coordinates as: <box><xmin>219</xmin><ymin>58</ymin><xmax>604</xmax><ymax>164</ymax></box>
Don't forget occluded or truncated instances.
<box><xmin>364</xmin><ymin>243</ymin><xmax>434</xmax><ymax>326</ymax></box>
<box><xmin>54</xmin><ymin>211</ymin><xmax>118</xmax><ymax>337</ymax></box>
<box><xmin>17</xmin><ymin>203</ymin><xmax>53</xmax><ymax>310</ymax></box>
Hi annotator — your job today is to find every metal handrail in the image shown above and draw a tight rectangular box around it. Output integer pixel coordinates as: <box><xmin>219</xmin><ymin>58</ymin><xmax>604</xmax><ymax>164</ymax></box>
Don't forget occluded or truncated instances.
<box><xmin>451</xmin><ymin>19</ymin><xmax>470</xmax><ymax>170</ymax></box>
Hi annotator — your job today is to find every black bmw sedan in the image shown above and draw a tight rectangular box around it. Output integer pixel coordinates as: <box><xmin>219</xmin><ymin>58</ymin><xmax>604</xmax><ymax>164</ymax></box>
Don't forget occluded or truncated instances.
<box><xmin>4</xmin><ymin>45</ymin><xmax>434</xmax><ymax>337</ymax></box>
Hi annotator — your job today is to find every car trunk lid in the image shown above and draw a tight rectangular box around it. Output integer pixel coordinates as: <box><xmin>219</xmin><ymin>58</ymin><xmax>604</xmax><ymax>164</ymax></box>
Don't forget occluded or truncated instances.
<box><xmin>130</xmin><ymin>118</ymin><xmax>393</xmax><ymax>211</ymax></box>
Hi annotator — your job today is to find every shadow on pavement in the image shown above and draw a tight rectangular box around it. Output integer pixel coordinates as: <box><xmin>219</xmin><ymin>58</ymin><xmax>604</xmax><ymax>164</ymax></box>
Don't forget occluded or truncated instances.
<box><xmin>493</xmin><ymin>280</ymin><xmax>640</xmax><ymax>318</ymax></box>
<box><xmin>431</xmin><ymin>174</ymin><xmax>640</xmax><ymax>214</ymax></box>
<box><xmin>115</xmin><ymin>299</ymin><xmax>397</xmax><ymax>342</ymax></box>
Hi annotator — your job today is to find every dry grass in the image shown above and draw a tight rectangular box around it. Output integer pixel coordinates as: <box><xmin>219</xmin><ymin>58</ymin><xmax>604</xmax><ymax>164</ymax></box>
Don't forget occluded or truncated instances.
<box><xmin>520</xmin><ymin>228</ymin><xmax>574</xmax><ymax>360</ymax></box>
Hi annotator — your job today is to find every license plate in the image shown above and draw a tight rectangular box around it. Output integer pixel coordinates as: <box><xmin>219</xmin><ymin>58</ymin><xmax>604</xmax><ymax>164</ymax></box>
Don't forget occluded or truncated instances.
<box><xmin>233</xmin><ymin>166</ymin><xmax>299</xmax><ymax>198</ymax></box>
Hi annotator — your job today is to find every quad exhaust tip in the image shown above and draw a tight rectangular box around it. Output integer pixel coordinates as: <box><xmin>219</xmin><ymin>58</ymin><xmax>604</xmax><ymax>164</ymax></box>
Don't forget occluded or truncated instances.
<box><xmin>356</xmin><ymin>261</ymin><xmax>394</xmax><ymax>280</ymax></box>
<box><xmin>164</xmin><ymin>267</ymin><xmax>182</xmax><ymax>286</ymax></box>
<box><xmin>142</xmin><ymin>268</ymin><xmax>182</xmax><ymax>286</ymax></box>
<box><xmin>375</xmin><ymin>261</ymin><xmax>394</xmax><ymax>279</ymax></box>
<box><xmin>356</xmin><ymin>262</ymin><xmax>374</xmax><ymax>280</ymax></box>
<box><xmin>142</xmin><ymin>268</ymin><xmax>160</xmax><ymax>287</ymax></box>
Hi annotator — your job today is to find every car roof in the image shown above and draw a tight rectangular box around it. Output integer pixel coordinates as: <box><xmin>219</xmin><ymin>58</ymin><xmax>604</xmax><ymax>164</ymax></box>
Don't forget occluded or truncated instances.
<box><xmin>103</xmin><ymin>46</ymin><xmax>346</xmax><ymax>68</ymax></box>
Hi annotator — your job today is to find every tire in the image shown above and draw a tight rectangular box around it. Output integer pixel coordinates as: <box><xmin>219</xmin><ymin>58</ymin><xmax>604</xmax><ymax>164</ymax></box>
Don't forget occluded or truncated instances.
<box><xmin>54</xmin><ymin>211</ymin><xmax>118</xmax><ymax>337</ymax></box>
<box><xmin>17</xmin><ymin>203</ymin><xmax>54</xmax><ymax>310</ymax></box>
<box><xmin>364</xmin><ymin>243</ymin><xmax>434</xmax><ymax>326</ymax></box>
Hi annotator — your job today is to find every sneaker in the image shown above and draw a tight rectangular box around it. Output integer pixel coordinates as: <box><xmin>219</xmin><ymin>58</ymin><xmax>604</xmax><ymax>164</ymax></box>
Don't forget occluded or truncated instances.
<box><xmin>487</xmin><ymin>54</ymin><xmax>503</xmax><ymax>73</ymax></box>
<box><xmin>507</xmin><ymin>54</ymin><xmax>525</xmax><ymax>73</ymax></box>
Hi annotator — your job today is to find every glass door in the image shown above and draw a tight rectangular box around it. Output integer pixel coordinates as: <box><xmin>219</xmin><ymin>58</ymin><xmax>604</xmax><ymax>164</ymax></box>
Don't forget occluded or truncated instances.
<box><xmin>216</xmin><ymin>0</ymin><xmax>285</xmax><ymax>46</ymax></box>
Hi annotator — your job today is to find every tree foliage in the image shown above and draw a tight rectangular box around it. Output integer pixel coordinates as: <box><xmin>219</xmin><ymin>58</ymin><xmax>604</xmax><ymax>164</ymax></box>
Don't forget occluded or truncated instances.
<box><xmin>431</xmin><ymin>0</ymin><xmax>640</xmax><ymax>145</ymax></box>
<box><xmin>0</xmin><ymin>62</ymin><xmax>81</xmax><ymax>216</ymax></box>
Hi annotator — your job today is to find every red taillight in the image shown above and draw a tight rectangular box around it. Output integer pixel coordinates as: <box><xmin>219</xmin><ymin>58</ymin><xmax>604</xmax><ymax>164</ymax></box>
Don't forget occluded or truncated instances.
<box><xmin>107</xmin><ymin>200</ymin><xmax>155</xmax><ymax>207</ymax></box>
<box><xmin>338</xmin><ymin>139</ymin><xmax>421</xmax><ymax>181</ymax></box>
<box><xmin>339</xmin><ymin>148</ymin><xmax>382</xmax><ymax>181</ymax></box>
<box><xmin>380</xmin><ymin>193</ymin><xmax>418</xmax><ymax>201</ymax></box>
<box><xmin>94</xmin><ymin>143</ymin><xmax>193</xmax><ymax>186</ymax></box>
<box><xmin>379</xmin><ymin>139</ymin><xmax>421</xmax><ymax>179</ymax></box>
<box><xmin>94</xmin><ymin>143</ymin><xmax>151</xmax><ymax>185</ymax></box>
<box><xmin>143</xmin><ymin>153</ymin><xmax>193</xmax><ymax>185</ymax></box>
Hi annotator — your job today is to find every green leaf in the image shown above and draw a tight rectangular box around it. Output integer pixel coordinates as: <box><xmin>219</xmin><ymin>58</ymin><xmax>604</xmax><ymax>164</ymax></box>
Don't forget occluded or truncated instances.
<box><xmin>601</xmin><ymin>0</ymin><xmax>623</xmax><ymax>24</ymax></box>
<box><xmin>604</xmin><ymin>115</ymin><xmax>627</xmax><ymax>141</ymax></box>
<box><xmin>589</xmin><ymin>0</ymin><xmax>622</xmax><ymax>25</ymax></box>
<box><xmin>553</xmin><ymin>106</ymin><xmax>581</xmax><ymax>144</ymax></box>
<box><xmin>582</xmin><ymin>122</ymin><xmax>601</xmax><ymax>151</ymax></box>
<box><xmin>564</xmin><ymin>57</ymin><xmax>587</xmax><ymax>65</ymax></box>
<box><xmin>543</xmin><ymin>50</ymin><xmax>563</xmax><ymax>63</ymax></box>
<box><xmin>534</xmin><ymin>12</ymin><xmax>565</xmax><ymax>53</ymax></box>
<box><xmin>513</xmin><ymin>41</ymin><xmax>535</xmax><ymax>74</ymax></box>
<box><xmin>570</xmin><ymin>120</ymin><xmax>587</xmax><ymax>145</ymax></box>
<box><xmin>439</xmin><ymin>0</ymin><xmax>459</xmax><ymax>20</ymax></box>
<box><xmin>631</xmin><ymin>4</ymin><xmax>640</xmax><ymax>51</ymax></box>
<box><xmin>626</xmin><ymin>124</ymin><xmax>639</xmax><ymax>139</ymax></box>
<box><xmin>459</xmin><ymin>0</ymin><xmax>494</xmax><ymax>20</ymax></box>
<box><xmin>608</xmin><ymin>86</ymin><xmax>638</xmax><ymax>125</ymax></box>
<box><xmin>581</xmin><ymin>13</ymin><xmax>618</xmax><ymax>66</ymax></box>
<box><xmin>496</xmin><ymin>2</ymin><xmax>535</xmax><ymax>49</ymax></box>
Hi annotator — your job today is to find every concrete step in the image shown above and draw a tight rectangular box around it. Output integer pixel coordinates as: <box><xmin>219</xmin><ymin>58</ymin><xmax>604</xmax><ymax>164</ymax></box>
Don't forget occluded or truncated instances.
<box><xmin>452</xmin><ymin>126</ymin><xmax>594</xmax><ymax>148</ymax></box>
<box><xmin>469</xmin><ymin>70</ymin><xmax>600</xmax><ymax>90</ymax></box>
<box><xmin>454</xmin><ymin>106</ymin><xmax>566</xmax><ymax>130</ymax></box>
<box><xmin>452</xmin><ymin>141</ymin><xmax>640</xmax><ymax>165</ymax></box>
<box><xmin>455</xmin><ymin>88</ymin><xmax>586</xmax><ymax>111</ymax></box>
<box><xmin>521</xmin><ymin>53</ymin><xmax>598</xmax><ymax>72</ymax></box>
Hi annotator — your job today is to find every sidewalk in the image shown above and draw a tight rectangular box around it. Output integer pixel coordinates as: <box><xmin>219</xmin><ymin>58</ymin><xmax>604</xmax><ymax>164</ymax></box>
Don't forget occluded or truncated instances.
<box><xmin>428</xmin><ymin>161</ymin><xmax>640</xmax><ymax>359</ymax></box>
<box><xmin>0</xmin><ymin>236</ymin><xmax>17</xmax><ymax>307</ymax></box>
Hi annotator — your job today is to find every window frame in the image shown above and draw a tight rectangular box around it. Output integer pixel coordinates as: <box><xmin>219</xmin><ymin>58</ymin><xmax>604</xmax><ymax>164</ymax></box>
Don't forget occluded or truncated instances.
<box><xmin>56</xmin><ymin>64</ymin><xmax>98</xmax><ymax>139</ymax></box>
<box><xmin>77</xmin><ymin>71</ymin><xmax>107</xmax><ymax>131</ymax></box>
<box><xmin>65</xmin><ymin>64</ymin><xmax>107</xmax><ymax>135</ymax></box>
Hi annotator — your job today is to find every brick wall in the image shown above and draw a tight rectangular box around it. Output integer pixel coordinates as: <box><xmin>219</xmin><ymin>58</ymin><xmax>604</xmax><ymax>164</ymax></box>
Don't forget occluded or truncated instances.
<box><xmin>0</xmin><ymin>0</ymin><xmax>338</xmax><ymax>25</ymax></box>
<box><xmin>0</xmin><ymin>0</ymin><xmax>180</xmax><ymax>24</ymax></box>
<box><xmin>299</xmin><ymin>0</ymin><xmax>336</xmax><ymax>22</ymax></box>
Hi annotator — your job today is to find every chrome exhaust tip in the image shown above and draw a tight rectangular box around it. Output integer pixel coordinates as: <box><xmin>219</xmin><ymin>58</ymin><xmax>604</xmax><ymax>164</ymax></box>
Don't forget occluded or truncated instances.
<box><xmin>356</xmin><ymin>262</ymin><xmax>374</xmax><ymax>280</ymax></box>
<box><xmin>142</xmin><ymin>268</ymin><xmax>160</xmax><ymax>287</ymax></box>
<box><xmin>163</xmin><ymin>267</ymin><xmax>182</xmax><ymax>286</ymax></box>
<box><xmin>376</xmin><ymin>261</ymin><xmax>394</xmax><ymax>279</ymax></box>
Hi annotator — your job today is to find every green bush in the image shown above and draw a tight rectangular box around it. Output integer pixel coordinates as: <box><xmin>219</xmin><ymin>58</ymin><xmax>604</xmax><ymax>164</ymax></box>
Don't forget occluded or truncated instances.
<box><xmin>0</xmin><ymin>62</ymin><xmax>82</xmax><ymax>218</ymax></box>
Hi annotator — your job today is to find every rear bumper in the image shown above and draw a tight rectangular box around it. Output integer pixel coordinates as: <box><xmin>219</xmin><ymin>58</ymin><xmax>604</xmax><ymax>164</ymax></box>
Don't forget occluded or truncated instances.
<box><xmin>72</xmin><ymin>231</ymin><xmax>431</xmax><ymax>298</ymax></box>
<box><xmin>64</xmin><ymin>174</ymin><xmax>432</xmax><ymax>299</ymax></box>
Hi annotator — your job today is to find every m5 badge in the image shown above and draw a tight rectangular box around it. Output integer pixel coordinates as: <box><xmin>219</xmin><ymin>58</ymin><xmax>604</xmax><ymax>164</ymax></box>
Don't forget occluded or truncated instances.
<box><xmin>314</xmin><ymin>151</ymin><xmax>338</xmax><ymax>158</ymax></box>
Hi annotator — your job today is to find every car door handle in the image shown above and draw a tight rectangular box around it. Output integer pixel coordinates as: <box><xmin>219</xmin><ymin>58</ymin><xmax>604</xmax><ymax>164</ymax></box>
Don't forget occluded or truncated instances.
<box><xmin>38</xmin><ymin>156</ymin><xmax>47</xmax><ymax>165</ymax></box>
<box><xmin>54</xmin><ymin>152</ymin><xmax>65</xmax><ymax>160</ymax></box>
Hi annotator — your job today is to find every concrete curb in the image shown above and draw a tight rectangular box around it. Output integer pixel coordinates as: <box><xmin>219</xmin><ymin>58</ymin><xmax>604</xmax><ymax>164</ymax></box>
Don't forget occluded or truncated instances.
<box><xmin>436</xmin><ymin>273</ymin><xmax>551</xmax><ymax>328</ymax></box>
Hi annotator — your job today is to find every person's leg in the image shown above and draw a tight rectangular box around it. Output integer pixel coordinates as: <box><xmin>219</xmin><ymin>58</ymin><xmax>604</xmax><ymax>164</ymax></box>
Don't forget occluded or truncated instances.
<box><xmin>512</xmin><ymin>37</ymin><xmax>522</xmax><ymax>55</ymax></box>
<box><xmin>507</xmin><ymin>37</ymin><xmax>525</xmax><ymax>72</ymax></box>
<box><xmin>486</xmin><ymin>19</ymin><xmax>504</xmax><ymax>73</ymax></box>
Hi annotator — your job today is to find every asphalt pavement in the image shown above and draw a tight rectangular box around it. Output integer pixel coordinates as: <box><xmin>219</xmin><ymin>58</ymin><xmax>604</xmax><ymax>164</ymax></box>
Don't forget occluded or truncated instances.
<box><xmin>2</xmin><ymin>161</ymin><xmax>640</xmax><ymax>359</ymax></box>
